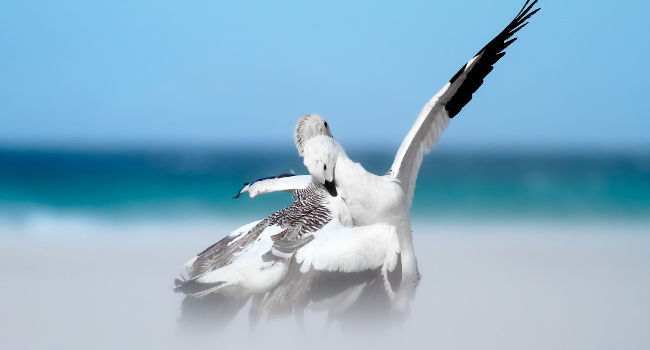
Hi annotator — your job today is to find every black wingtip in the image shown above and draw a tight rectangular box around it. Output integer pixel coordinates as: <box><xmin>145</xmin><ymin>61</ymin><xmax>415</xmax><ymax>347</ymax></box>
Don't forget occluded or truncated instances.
<box><xmin>234</xmin><ymin>182</ymin><xmax>250</xmax><ymax>199</ymax></box>
<box><xmin>233</xmin><ymin>174</ymin><xmax>296</xmax><ymax>199</ymax></box>
<box><xmin>449</xmin><ymin>62</ymin><xmax>469</xmax><ymax>85</ymax></box>
<box><xmin>444</xmin><ymin>0</ymin><xmax>540</xmax><ymax>119</ymax></box>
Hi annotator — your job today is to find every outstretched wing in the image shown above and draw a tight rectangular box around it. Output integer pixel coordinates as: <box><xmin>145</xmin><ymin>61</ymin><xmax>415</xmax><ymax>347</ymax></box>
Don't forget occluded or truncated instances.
<box><xmin>235</xmin><ymin>174</ymin><xmax>311</xmax><ymax>198</ymax></box>
<box><xmin>389</xmin><ymin>0</ymin><xmax>540</xmax><ymax>208</ymax></box>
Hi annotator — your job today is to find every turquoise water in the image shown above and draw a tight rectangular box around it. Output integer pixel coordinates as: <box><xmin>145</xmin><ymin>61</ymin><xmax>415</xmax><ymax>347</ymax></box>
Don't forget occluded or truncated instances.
<box><xmin>1</xmin><ymin>147</ymin><xmax>649</xmax><ymax>224</ymax></box>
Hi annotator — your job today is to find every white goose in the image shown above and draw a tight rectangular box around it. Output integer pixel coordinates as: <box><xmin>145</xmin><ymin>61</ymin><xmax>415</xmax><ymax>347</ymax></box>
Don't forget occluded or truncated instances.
<box><xmin>174</xmin><ymin>114</ymin><xmax>402</xmax><ymax>329</ymax></box>
<box><xmin>240</xmin><ymin>0</ymin><xmax>541</xmax><ymax>320</ymax></box>
<box><xmin>259</xmin><ymin>133</ymin><xmax>403</xmax><ymax>324</ymax></box>
<box><xmin>176</xmin><ymin>0</ymin><xmax>540</xmax><ymax>328</ymax></box>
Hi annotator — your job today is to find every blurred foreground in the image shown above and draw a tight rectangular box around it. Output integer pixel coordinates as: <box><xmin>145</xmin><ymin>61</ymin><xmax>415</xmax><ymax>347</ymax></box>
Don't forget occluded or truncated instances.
<box><xmin>1</xmin><ymin>219</ymin><xmax>648</xmax><ymax>350</ymax></box>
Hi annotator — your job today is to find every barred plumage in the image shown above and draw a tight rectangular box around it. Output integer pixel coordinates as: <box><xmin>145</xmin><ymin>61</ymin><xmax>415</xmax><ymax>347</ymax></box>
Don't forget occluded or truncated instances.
<box><xmin>178</xmin><ymin>183</ymin><xmax>332</xmax><ymax>283</ymax></box>
<box><xmin>265</xmin><ymin>184</ymin><xmax>333</xmax><ymax>240</ymax></box>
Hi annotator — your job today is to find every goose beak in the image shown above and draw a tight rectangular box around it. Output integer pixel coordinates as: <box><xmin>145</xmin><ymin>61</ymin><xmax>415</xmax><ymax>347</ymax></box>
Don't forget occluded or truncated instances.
<box><xmin>324</xmin><ymin>180</ymin><xmax>337</xmax><ymax>197</ymax></box>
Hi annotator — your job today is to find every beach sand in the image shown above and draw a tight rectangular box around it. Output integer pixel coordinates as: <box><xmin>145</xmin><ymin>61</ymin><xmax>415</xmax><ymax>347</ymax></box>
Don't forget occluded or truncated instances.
<box><xmin>1</xmin><ymin>219</ymin><xmax>648</xmax><ymax>349</ymax></box>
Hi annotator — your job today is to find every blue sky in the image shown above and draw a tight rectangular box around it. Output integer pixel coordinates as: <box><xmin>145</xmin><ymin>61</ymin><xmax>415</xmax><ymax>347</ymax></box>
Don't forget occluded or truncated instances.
<box><xmin>1</xmin><ymin>0</ymin><xmax>648</xmax><ymax>151</ymax></box>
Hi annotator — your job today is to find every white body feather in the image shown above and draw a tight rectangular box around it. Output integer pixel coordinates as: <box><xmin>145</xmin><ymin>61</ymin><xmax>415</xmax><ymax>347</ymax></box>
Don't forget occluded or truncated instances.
<box><xmin>193</xmin><ymin>224</ymin><xmax>286</xmax><ymax>298</ymax></box>
<box><xmin>302</xmin><ymin>135</ymin><xmax>419</xmax><ymax>313</ymax></box>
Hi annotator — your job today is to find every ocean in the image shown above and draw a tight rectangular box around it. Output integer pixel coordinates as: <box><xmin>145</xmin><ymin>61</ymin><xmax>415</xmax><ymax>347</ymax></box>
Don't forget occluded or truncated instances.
<box><xmin>1</xmin><ymin>147</ymin><xmax>649</xmax><ymax>226</ymax></box>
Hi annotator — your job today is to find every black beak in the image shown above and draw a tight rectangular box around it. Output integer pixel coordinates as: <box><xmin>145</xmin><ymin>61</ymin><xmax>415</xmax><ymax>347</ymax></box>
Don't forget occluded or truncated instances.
<box><xmin>324</xmin><ymin>180</ymin><xmax>337</xmax><ymax>197</ymax></box>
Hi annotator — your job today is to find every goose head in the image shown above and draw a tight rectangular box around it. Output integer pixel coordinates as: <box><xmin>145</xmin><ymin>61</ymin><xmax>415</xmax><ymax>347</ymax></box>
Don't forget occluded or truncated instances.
<box><xmin>294</xmin><ymin>114</ymin><xmax>333</xmax><ymax>157</ymax></box>
<box><xmin>302</xmin><ymin>135</ymin><xmax>343</xmax><ymax>197</ymax></box>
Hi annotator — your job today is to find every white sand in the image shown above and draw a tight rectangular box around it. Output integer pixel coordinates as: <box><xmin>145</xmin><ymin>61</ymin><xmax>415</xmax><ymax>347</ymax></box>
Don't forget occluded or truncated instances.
<box><xmin>0</xmin><ymin>219</ymin><xmax>648</xmax><ymax>349</ymax></box>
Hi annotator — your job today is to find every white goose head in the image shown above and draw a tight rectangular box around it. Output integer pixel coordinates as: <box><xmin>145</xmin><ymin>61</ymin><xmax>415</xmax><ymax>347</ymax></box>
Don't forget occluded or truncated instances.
<box><xmin>294</xmin><ymin>114</ymin><xmax>333</xmax><ymax>157</ymax></box>
<box><xmin>302</xmin><ymin>135</ymin><xmax>345</xmax><ymax>197</ymax></box>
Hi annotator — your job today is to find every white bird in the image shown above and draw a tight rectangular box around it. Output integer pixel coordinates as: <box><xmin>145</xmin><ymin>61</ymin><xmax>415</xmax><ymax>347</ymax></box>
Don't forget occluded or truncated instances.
<box><xmin>176</xmin><ymin>0</ymin><xmax>540</xmax><ymax>329</ymax></box>
<box><xmin>259</xmin><ymin>134</ymin><xmax>403</xmax><ymax>325</ymax></box>
<box><xmin>175</xmin><ymin>114</ymin><xmax>402</xmax><ymax>329</ymax></box>
<box><xmin>238</xmin><ymin>0</ymin><xmax>540</xmax><ymax>321</ymax></box>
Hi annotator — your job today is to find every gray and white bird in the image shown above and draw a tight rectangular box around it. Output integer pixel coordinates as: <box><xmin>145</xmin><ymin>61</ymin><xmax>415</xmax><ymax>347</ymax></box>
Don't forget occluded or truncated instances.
<box><xmin>238</xmin><ymin>0</ymin><xmax>540</xmax><ymax>322</ymax></box>
<box><xmin>175</xmin><ymin>114</ymin><xmax>400</xmax><ymax>329</ymax></box>
<box><xmin>176</xmin><ymin>0</ymin><xmax>540</xmax><ymax>329</ymax></box>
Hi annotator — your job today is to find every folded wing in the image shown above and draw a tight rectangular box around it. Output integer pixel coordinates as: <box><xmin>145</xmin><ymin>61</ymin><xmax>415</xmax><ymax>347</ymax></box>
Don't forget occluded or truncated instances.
<box><xmin>261</xmin><ymin>222</ymin><xmax>402</xmax><ymax>318</ymax></box>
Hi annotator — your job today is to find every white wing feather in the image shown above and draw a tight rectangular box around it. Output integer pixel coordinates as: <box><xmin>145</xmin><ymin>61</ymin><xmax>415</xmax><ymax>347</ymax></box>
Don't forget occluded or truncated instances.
<box><xmin>389</xmin><ymin>0</ymin><xmax>539</xmax><ymax>208</ymax></box>
<box><xmin>238</xmin><ymin>175</ymin><xmax>311</xmax><ymax>198</ymax></box>
<box><xmin>389</xmin><ymin>56</ymin><xmax>480</xmax><ymax>209</ymax></box>
<box><xmin>295</xmin><ymin>223</ymin><xmax>400</xmax><ymax>274</ymax></box>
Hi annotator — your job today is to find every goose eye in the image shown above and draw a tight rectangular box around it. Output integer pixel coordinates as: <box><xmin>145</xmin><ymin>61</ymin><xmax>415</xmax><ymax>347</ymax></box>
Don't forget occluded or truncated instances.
<box><xmin>323</xmin><ymin>164</ymin><xmax>327</xmax><ymax>170</ymax></box>
<box><xmin>324</xmin><ymin>122</ymin><xmax>328</xmax><ymax>127</ymax></box>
